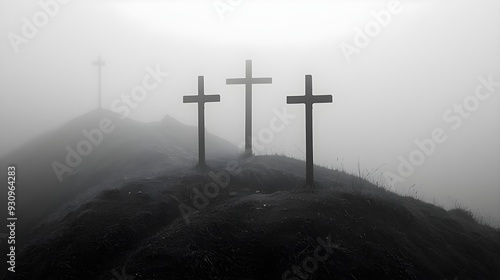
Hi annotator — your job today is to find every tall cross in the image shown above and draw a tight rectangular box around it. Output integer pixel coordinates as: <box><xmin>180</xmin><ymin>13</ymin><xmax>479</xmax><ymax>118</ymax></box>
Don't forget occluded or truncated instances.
<box><xmin>226</xmin><ymin>60</ymin><xmax>272</xmax><ymax>156</ymax></box>
<box><xmin>287</xmin><ymin>75</ymin><xmax>333</xmax><ymax>189</ymax></box>
<box><xmin>183</xmin><ymin>76</ymin><xmax>221</xmax><ymax>166</ymax></box>
<box><xmin>93</xmin><ymin>55</ymin><xmax>105</xmax><ymax>109</ymax></box>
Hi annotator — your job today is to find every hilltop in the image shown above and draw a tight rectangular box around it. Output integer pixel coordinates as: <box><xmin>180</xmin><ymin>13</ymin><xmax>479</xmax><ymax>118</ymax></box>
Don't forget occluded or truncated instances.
<box><xmin>1</xmin><ymin>111</ymin><xmax>499</xmax><ymax>279</ymax></box>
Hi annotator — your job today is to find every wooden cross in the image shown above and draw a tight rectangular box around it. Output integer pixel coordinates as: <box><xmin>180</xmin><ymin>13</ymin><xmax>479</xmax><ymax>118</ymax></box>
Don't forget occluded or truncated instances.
<box><xmin>287</xmin><ymin>75</ymin><xmax>333</xmax><ymax>189</ymax></box>
<box><xmin>93</xmin><ymin>55</ymin><xmax>105</xmax><ymax>109</ymax></box>
<box><xmin>226</xmin><ymin>60</ymin><xmax>272</xmax><ymax>156</ymax></box>
<box><xmin>183</xmin><ymin>76</ymin><xmax>221</xmax><ymax>166</ymax></box>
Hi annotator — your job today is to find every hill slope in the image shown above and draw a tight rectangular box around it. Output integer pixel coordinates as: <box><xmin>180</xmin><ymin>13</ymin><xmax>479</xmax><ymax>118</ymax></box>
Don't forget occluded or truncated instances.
<box><xmin>0</xmin><ymin>109</ymin><xmax>238</xmax><ymax>242</ymax></box>
<box><xmin>5</xmin><ymin>155</ymin><xmax>500</xmax><ymax>280</ymax></box>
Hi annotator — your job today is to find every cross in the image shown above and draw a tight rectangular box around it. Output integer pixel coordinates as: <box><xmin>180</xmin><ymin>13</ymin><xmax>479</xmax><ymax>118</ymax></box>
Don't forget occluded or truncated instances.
<box><xmin>93</xmin><ymin>55</ymin><xmax>105</xmax><ymax>109</ymax></box>
<box><xmin>226</xmin><ymin>60</ymin><xmax>272</xmax><ymax>156</ymax></box>
<box><xmin>287</xmin><ymin>75</ymin><xmax>333</xmax><ymax>189</ymax></box>
<box><xmin>184</xmin><ymin>76</ymin><xmax>221</xmax><ymax>166</ymax></box>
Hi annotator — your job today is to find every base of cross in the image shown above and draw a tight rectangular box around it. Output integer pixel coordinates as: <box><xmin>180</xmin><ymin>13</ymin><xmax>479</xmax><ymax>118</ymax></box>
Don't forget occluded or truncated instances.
<box><xmin>303</xmin><ymin>177</ymin><xmax>317</xmax><ymax>192</ymax></box>
<box><xmin>305</xmin><ymin>182</ymin><xmax>315</xmax><ymax>191</ymax></box>
<box><xmin>195</xmin><ymin>162</ymin><xmax>208</xmax><ymax>170</ymax></box>
<box><xmin>240</xmin><ymin>151</ymin><xmax>254</xmax><ymax>159</ymax></box>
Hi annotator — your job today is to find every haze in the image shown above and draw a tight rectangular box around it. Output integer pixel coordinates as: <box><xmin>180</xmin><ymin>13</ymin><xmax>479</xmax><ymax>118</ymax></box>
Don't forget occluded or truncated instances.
<box><xmin>0</xmin><ymin>0</ymin><xmax>499</xmax><ymax>226</ymax></box>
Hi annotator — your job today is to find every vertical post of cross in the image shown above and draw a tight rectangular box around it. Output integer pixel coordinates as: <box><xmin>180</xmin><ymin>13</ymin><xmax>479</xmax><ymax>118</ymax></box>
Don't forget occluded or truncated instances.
<box><xmin>197</xmin><ymin>76</ymin><xmax>205</xmax><ymax>165</ymax></box>
<box><xmin>93</xmin><ymin>55</ymin><xmax>105</xmax><ymax>109</ymax></box>
<box><xmin>305</xmin><ymin>75</ymin><xmax>314</xmax><ymax>189</ymax></box>
<box><xmin>245</xmin><ymin>61</ymin><xmax>253</xmax><ymax>156</ymax></box>
<box><xmin>226</xmin><ymin>60</ymin><xmax>272</xmax><ymax>156</ymax></box>
<box><xmin>287</xmin><ymin>75</ymin><xmax>333</xmax><ymax>189</ymax></box>
<box><xmin>183</xmin><ymin>76</ymin><xmax>221</xmax><ymax>167</ymax></box>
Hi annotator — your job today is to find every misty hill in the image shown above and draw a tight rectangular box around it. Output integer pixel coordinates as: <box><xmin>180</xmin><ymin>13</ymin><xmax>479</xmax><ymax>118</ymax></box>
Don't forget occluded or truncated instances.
<box><xmin>0</xmin><ymin>109</ymin><xmax>238</xmax><ymax>241</ymax></box>
<box><xmin>5</xmin><ymin>153</ymin><xmax>500</xmax><ymax>279</ymax></box>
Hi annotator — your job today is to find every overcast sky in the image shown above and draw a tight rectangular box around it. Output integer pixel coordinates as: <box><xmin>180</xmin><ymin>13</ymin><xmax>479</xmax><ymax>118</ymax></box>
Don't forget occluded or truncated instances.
<box><xmin>1</xmin><ymin>0</ymin><xmax>499</xmax><ymax>225</ymax></box>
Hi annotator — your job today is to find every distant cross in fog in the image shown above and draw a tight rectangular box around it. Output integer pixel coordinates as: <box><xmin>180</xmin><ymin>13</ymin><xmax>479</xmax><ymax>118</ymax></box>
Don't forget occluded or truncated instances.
<box><xmin>93</xmin><ymin>55</ymin><xmax>105</xmax><ymax>109</ymax></box>
<box><xmin>287</xmin><ymin>75</ymin><xmax>333</xmax><ymax>189</ymax></box>
<box><xmin>183</xmin><ymin>76</ymin><xmax>221</xmax><ymax>166</ymax></box>
<box><xmin>226</xmin><ymin>60</ymin><xmax>272</xmax><ymax>156</ymax></box>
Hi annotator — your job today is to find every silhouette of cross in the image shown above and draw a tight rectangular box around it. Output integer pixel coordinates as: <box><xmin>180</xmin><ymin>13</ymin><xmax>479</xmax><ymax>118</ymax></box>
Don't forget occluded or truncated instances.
<box><xmin>287</xmin><ymin>75</ymin><xmax>333</xmax><ymax>189</ymax></box>
<box><xmin>93</xmin><ymin>55</ymin><xmax>105</xmax><ymax>109</ymax></box>
<box><xmin>226</xmin><ymin>60</ymin><xmax>272</xmax><ymax>156</ymax></box>
<box><xmin>184</xmin><ymin>76</ymin><xmax>221</xmax><ymax>166</ymax></box>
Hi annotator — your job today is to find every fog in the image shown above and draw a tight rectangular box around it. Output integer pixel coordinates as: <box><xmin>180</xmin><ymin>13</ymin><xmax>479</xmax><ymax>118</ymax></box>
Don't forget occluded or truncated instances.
<box><xmin>1</xmin><ymin>0</ymin><xmax>499</xmax><ymax>225</ymax></box>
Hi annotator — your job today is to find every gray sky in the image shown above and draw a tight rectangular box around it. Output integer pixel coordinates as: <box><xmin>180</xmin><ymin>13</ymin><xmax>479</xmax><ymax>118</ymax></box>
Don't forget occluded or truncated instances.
<box><xmin>1</xmin><ymin>0</ymin><xmax>499</xmax><ymax>225</ymax></box>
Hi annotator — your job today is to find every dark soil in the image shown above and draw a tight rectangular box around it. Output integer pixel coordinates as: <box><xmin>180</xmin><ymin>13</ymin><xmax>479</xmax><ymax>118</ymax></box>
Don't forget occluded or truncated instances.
<box><xmin>5</xmin><ymin>155</ymin><xmax>500</xmax><ymax>280</ymax></box>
